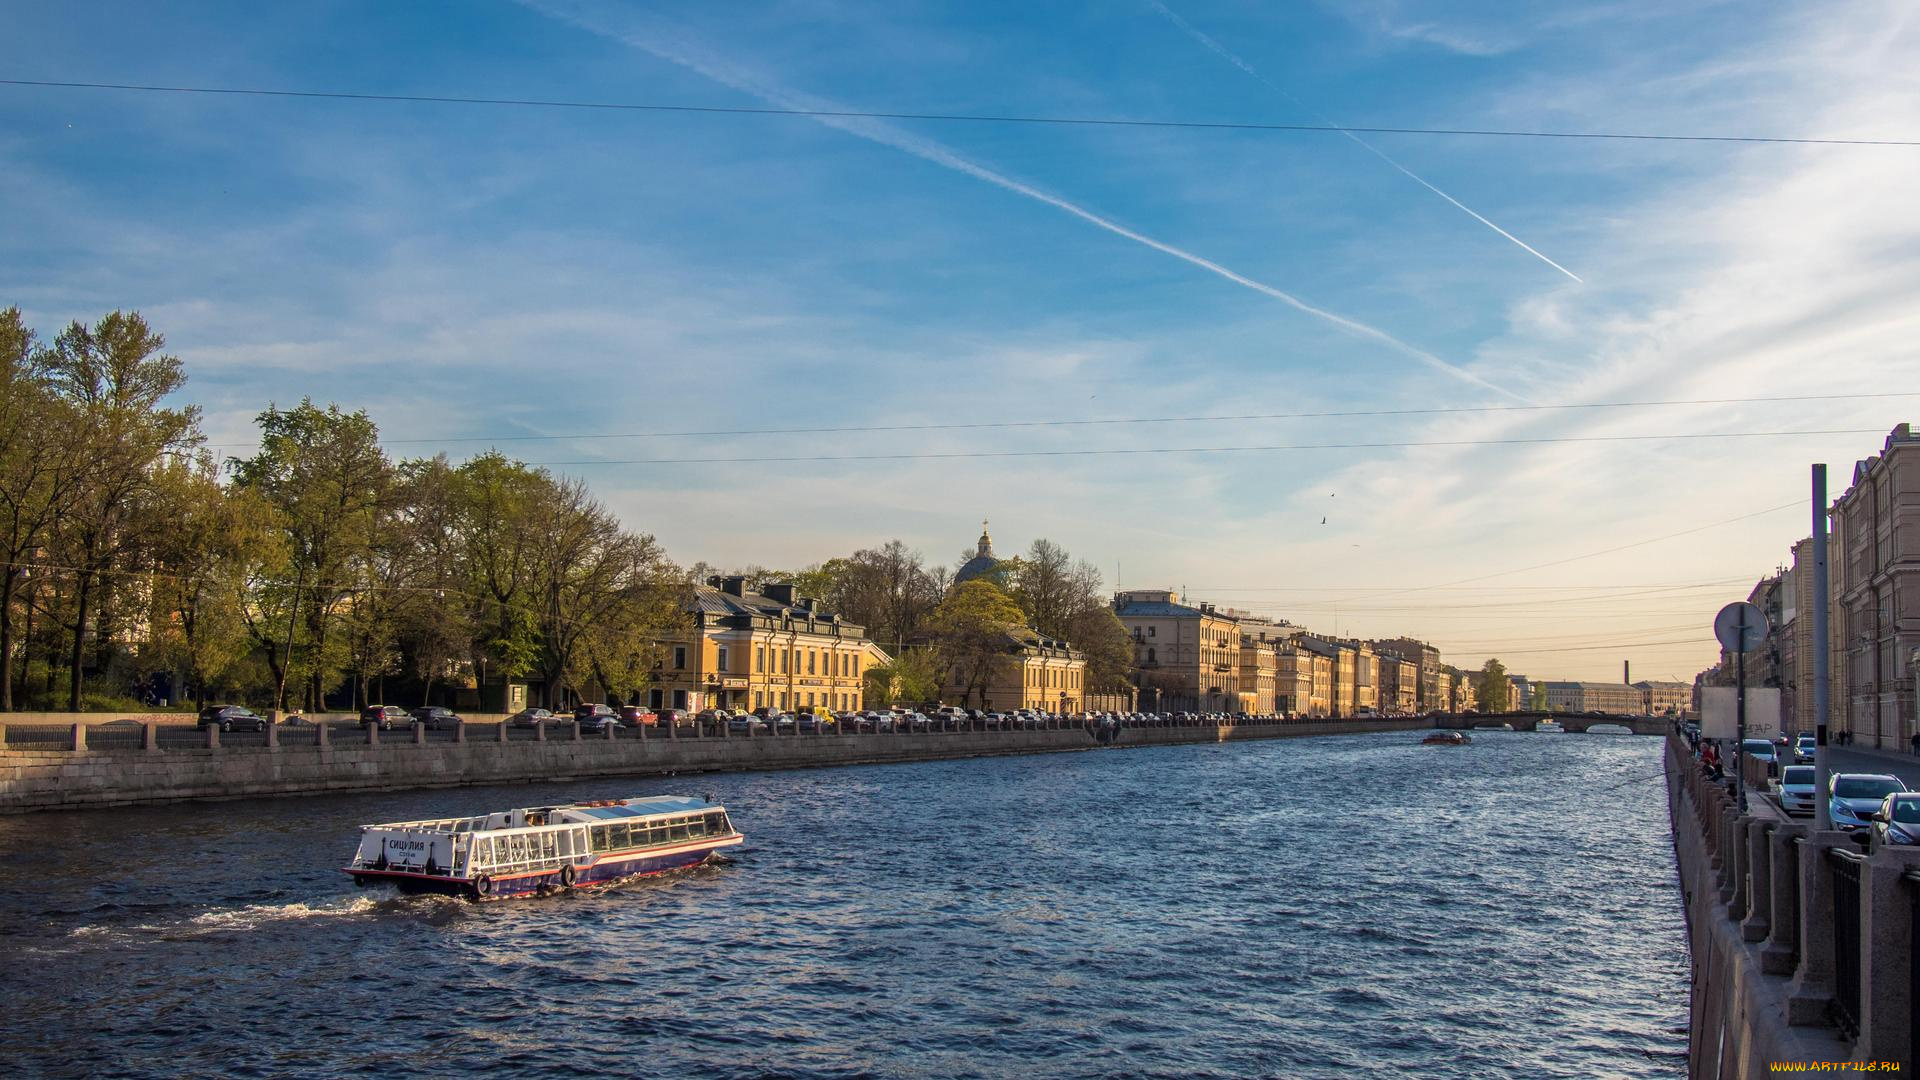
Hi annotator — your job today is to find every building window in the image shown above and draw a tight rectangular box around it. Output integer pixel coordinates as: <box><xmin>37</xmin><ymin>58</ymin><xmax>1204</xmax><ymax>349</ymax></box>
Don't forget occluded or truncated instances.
<box><xmin>754</xmin><ymin>691</ymin><xmax>763</xmax><ymax>708</ymax></box>
<box><xmin>1147</xmin><ymin>648</ymin><xmax>1156</xmax><ymax>663</ymax></box>
<box><xmin>755</xmin><ymin>647</ymin><xmax>765</xmax><ymax>672</ymax></box>
<box><xmin>672</xmin><ymin>689</ymin><xmax>688</xmax><ymax>709</ymax></box>
<box><xmin>717</xmin><ymin>646</ymin><xmax>729</xmax><ymax>673</ymax></box>
<box><xmin>807</xmin><ymin>651</ymin><xmax>816</xmax><ymax>675</ymax></box>
<box><xmin>1148</xmin><ymin>626</ymin><xmax>1156</xmax><ymax>637</ymax></box>
<box><xmin>673</xmin><ymin>646</ymin><xmax>687</xmax><ymax>670</ymax></box>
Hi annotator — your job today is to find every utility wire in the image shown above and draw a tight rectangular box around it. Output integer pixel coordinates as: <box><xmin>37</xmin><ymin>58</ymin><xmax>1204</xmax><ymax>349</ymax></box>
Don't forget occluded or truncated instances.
<box><xmin>5</xmin><ymin>78</ymin><xmax>1917</xmax><ymax>147</ymax></box>
<box><xmin>227</xmin><ymin>391</ymin><xmax>1920</xmax><ymax>447</ymax></box>
<box><xmin>519</xmin><ymin>428</ymin><xmax>1880</xmax><ymax>466</ymax></box>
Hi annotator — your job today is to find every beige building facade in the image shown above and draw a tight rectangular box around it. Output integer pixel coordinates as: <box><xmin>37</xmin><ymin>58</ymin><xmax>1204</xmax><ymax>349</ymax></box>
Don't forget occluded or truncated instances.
<box><xmin>1116</xmin><ymin>590</ymin><xmax>1242</xmax><ymax>712</ymax></box>
<box><xmin>1833</xmin><ymin>424</ymin><xmax>1920</xmax><ymax>750</ymax></box>
<box><xmin>653</xmin><ymin>577</ymin><xmax>881</xmax><ymax>715</ymax></box>
<box><xmin>943</xmin><ymin>630</ymin><xmax>1085</xmax><ymax>712</ymax></box>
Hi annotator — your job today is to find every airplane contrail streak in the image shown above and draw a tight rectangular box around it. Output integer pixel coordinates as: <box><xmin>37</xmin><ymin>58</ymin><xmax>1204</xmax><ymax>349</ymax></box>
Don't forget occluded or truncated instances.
<box><xmin>1150</xmin><ymin>1</ymin><xmax>1583</xmax><ymax>283</ymax></box>
<box><xmin>522</xmin><ymin>0</ymin><xmax>1523</xmax><ymax>399</ymax></box>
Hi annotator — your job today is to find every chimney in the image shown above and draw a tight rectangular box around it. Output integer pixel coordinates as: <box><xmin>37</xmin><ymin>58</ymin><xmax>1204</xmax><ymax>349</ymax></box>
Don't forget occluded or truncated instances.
<box><xmin>762</xmin><ymin>582</ymin><xmax>797</xmax><ymax>605</ymax></box>
<box><xmin>1624</xmin><ymin>660</ymin><xmax>1631</xmax><ymax>685</ymax></box>
<box><xmin>710</xmin><ymin>575</ymin><xmax>748</xmax><ymax>597</ymax></box>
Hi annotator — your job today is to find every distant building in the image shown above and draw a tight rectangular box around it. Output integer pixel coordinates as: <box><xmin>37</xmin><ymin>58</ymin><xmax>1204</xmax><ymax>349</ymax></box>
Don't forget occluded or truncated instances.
<box><xmin>1634</xmin><ymin>680</ymin><xmax>1692</xmax><ymax>717</ymax></box>
<box><xmin>941</xmin><ymin>628</ymin><xmax>1085</xmax><ymax>713</ymax></box>
<box><xmin>1373</xmin><ymin>638</ymin><xmax>1441</xmax><ymax>710</ymax></box>
<box><xmin>1540</xmin><ymin>681</ymin><xmax>1643</xmax><ymax>714</ymax></box>
<box><xmin>1378</xmin><ymin>654</ymin><xmax>1418</xmax><ymax>714</ymax></box>
<box><xmin>1278</xmin><ymin>638</ymin><xmax>1332</xmax><ymax>717</ymax></box>
<box><xmin>655</xmin><ymin>577</ymin><xmax>883</xmax><ymax>715</ymax></box>
<box><xmin>1114</xmin><ymin>590</ymin><xmax>1241</xmax><ymax>713</ymax></box>
<box><xmin>954</xmin><ymin>521</ymin><xmax>1005</xmax><ymax>586</ymax></box>
<box><xmin>1833</xmin><ymin>424</ymin><xmax>1920</xmax><ymax>751</ymax></box>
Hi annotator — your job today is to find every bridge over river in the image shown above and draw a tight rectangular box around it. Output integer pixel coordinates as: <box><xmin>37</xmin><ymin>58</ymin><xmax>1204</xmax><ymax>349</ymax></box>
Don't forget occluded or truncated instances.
<box><xmin>1431</xmin><ymin>711</ymin><xmax>1673</xmax><ymax>735</ymax></box>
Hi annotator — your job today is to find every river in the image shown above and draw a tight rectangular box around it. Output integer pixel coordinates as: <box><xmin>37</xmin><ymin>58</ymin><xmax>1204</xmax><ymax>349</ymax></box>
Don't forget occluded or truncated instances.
<box><xmin>0</xmin><ymin>730</ymin><xmax>1687</xmax><ymax>1078</ymax></box>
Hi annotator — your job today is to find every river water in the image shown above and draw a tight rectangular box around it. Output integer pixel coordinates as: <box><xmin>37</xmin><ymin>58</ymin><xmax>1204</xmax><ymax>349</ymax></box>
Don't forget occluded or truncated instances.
<box><xmin>0</xmin><ymin>731</ymin><xmax>1687</xmax><ymax>1079</ymax></box>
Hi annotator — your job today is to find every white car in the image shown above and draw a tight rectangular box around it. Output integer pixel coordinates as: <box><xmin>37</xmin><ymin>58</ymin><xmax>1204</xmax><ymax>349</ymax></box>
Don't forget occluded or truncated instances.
<box><xmin>1792</xmin><ymin>734</ymin><xmax>1816</xmax><ymax>764</ymax></box>
<box><xmin>1775</xmin><ymin>765</ymin><xmax>1816</xmax><ymax>816</ymax></box>
<box><xmin>1828</xmin><ymin>773</ymin><xmax>1910</xmax><ymax>832</ymax></box>
<box><xmin>1870</xmin><ymin>793</ymin><xmax>1920</xmax><ymax>845</ymax></box>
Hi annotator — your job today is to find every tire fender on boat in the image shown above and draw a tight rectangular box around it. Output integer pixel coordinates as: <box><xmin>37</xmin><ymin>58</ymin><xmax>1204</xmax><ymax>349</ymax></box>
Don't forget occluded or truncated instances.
<box><xmin>475</xmin><ymin>875</ymin><xmax>494</xmax><ymax>897</ymax></box>
<box><xmin>559</xmin><ymin>864</ymin><xmax>577</xmax><ymax>888</ymax></box>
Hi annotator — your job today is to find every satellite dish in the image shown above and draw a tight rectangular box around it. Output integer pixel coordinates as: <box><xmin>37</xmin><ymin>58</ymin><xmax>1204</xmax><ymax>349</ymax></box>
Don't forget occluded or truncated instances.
<box><xmin>1713</xmin><ymin>601</ymin><xmax>1768</xmax><ymax>654</ymax></box>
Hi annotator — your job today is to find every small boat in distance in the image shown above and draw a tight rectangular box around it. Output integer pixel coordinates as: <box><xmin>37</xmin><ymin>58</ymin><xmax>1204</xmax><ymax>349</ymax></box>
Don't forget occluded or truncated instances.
<box><xmin>1479</xmin><ymin>723</ymin><xmax>1515</xmax><ymax>732</ymax></box>
<box><xmin>344</xmin><ymin>795</ymin><xmax>742</xmax><ymax>901</ymax></box>
<box><xmin>1422</xmin><ymin>730</ymin><xmax>1472</xmax><ymax>746</ymax></box>
<box><xmin>1536</xmin><ymin>720</ymin><xmax>1566</xmax><ymax>734</ymax></box>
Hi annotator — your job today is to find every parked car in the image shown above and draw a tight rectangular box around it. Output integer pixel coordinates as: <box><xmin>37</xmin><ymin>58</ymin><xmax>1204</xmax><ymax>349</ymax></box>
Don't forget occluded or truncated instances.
<box><xmin>1828</xmin><ymin>773</ymin><xmax>1911</xmax><ymax>832</ymax></box>
<box><xmin>1870</xmin><ymin>793</ymin><xmax>1920</xmax><ymax>846</ymax></box>
<box><xmin>1774</xmin><ymin>765</ymin><xmax>1816</xmax><ymax>816</ymax></box>
<box><xmin>618</xmin><ymin>706</ymin><xmax>659</xmax><ymax>727</ymax></box>
<box><xmin>797</xmin><ymin>710</ymin><xmax>838</xmax><ymax>734</ymax></box>
<box><xmin>574</xmin><ymin>703</ymin><xmax>619</xmax><ymax>727</ymax></box>
<box><xmin>695</xmin><ymin>708</ymin><xmax>732</xmax><ymax>727</ymax></box>
<box><xmin>655</xmin><ymin>708</ymin><xmax>692</xmax><ymax>731</ymax></box>
<box><xmin>360</xmin><ymin>705</ymin><xmax>410</xmax><ymax>730</ymax></box>
<box><xmin>1740</xmin><ymin>738</ymin><xmax>1780</xmax><ymax>778</ymax></box>
<box><xmin>410</xmin><ymin>706</ymin><xmax>464</xmax><ymax>731</ymax></box>
<box><xmin>727</xmin><ymin>713</ymin><xmax>769</xmax><ymax>736</ymax></box>
<box><xmin>508</xmin><ymin>708</ymin><xmax>556</xmax><ymax>728</ymax></box>
<box><xmin>197</xmin><ymin>705</ymin><xmax>268</xmax><ymax>732</ymax></box>
<box><xmin>1792</xmin><ymin>733</ymin><xmax>1816</xmax><ymax>764</ymax></box>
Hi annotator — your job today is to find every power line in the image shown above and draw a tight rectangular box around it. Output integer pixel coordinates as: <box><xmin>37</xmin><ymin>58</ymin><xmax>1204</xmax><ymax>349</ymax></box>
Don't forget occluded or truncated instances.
<box><xmin>318</xmin><ymin>391</ymin><xmax>1920</xmax><ymax>446</ymax></box>
<box><xmin>6</xmin><ymin>78</ymin><xmax>1917</xmax><ymax>147</ymax></box>
<box><xmin>518</xmin><ymin>428</ymin><xmax>1880</xmax><ymax>466</ymax></box>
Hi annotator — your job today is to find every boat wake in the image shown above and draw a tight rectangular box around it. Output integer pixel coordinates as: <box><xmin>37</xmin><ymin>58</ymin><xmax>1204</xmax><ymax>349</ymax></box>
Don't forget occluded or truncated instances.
<box><xmin>67</xmin><ymin>893</ymin><xmax>456</xmax><ymax>940</ymax></box>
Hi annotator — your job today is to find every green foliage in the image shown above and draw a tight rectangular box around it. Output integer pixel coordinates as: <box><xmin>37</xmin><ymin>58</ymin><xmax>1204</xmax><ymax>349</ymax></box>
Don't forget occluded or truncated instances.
<box><xmin>929</xmin><ymin>580</ymin><xmax>1026</xmax><ymax>705</ymax></box>
<box><xmin>1475</xmin><ymin>659</ymin><xmax>1511</xmax><ymax>714</ymax></box>
<box><xmin>865</xmin><ymin>647</ymin><xmax>942</xmax><ymax>706</ymax></box>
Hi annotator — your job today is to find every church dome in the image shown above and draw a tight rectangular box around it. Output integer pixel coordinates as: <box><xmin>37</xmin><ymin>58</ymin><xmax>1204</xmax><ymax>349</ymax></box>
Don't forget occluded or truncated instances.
<box><xmin>954</xmin><ymin>520</ymin><xmax>1002</xmax><ymax>585</ymax></box>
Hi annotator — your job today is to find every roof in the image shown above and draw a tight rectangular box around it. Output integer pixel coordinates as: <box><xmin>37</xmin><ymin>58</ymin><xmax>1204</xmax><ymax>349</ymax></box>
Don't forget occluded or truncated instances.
<box><xmin>1114</xmin><ymin>598</ymin><xmax>1206</xmax><ymax>618</ymax></box>
<box><xmin>690</xmin><ymin>584</ymin><xmax>862</xmax><ymax>632</ymax></box>
<box><xmin>561</xmin><ymin>796</ymin><xmax>714</xmax><ymax>821</ymax></box>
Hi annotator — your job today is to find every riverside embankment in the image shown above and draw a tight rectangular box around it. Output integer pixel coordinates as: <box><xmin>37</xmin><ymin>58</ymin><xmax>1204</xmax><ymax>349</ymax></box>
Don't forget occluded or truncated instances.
<box><xmin>1666</xmin><ymin>733</ymin><xmax>1917</xmax><ymax>1076</ymax></box>
<box><xmin>0</xmin><ymin>715</ymin><xmax>1428</xmax><ymax>813</ymax></box>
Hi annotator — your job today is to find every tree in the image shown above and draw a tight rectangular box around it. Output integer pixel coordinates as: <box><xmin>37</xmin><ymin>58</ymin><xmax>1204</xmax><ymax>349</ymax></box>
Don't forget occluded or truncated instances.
<box><xmin>0</xmin><ymin>308</ymin><xmax>86</xmax><ymax>710</ymax></box>
<box><xmin>229</xmin><ymin>400</ymin><xmax>390</xmax><ymax>711</ymax></box>
<box><xmin>40</xmin><ymin>312</ymin><xmax>201</xmax><ymax>709</ymax></box>
<box><xmin>1476</xmin><ymin>659</ymin><xmax>1511</xmax><ymax>714</ymax></box>
<box><xmin>928</xmin><ymin>580</ymin><xmax>1025</xmax><ymax>707</ymax></box>
<box><xmin>864</xmin><ymin>647</ymin><xmax>942</xmax><ymax>706</ymax></box>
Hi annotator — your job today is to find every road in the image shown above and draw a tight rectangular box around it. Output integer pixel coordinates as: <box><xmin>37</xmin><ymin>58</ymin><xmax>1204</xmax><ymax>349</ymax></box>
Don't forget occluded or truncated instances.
<box><xmin>1822</xmin><ymin>744</ymin><xmax>1920</xmax><ymax>788</ymax></box>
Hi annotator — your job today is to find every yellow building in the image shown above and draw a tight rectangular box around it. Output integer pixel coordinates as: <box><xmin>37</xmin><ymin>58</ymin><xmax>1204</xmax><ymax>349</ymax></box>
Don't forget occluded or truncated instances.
<box><xmin>1378</xmin><ymin>655</ymin><xmax>1418</xmax><ymax>715</ymax></box>
<box><xmin>1115</xmin><ymin>590</ymin><xmax>1241</xmax><ymax>712</ymax></box>
<box><xmin>650</xmin><ymin>577</ymin><xmax>884</xmax><ymax>714</ymax></box>
<box><xmin>943</xmin><ymin>629</ymin><xmax>1086</xmax><ymax>712</ymax></box>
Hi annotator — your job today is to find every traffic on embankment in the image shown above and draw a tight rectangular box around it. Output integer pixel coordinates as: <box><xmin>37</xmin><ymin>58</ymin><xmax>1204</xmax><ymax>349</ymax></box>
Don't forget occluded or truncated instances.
<box><xmin>0</xmin><ymin>712</ymin><xmax>1441</xmax><ymax>814</ymax></box>
<box><xmin>1667</xmin><ymin>731</ymin><xmax>1919</xmax><ymax>1077</ymax></box>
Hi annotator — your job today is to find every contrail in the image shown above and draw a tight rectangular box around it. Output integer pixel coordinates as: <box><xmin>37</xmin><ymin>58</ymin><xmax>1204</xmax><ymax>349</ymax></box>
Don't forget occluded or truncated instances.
<box><xmin>520</xmin><ymin>0</ymin><xmax>1522</xmax><ymax>399</ymax></box>
<box><xmin>1150</xmin><ymin>1</ymin><xmax>1583</xmax><ymax>284</ymax></box>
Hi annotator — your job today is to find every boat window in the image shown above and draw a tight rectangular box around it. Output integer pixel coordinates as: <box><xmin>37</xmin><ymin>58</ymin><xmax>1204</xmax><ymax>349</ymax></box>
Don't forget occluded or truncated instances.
<box><xmin>669</xmin><ymin>819</ymin><xmax>690</xmax><ymax>841</ymax></box>
<box><xmin>686</xmin><ymin>817</ymin><xmax>707</xmax><ymax>838</ymax></box>
<box><xmin>612</xmin><ymin>823</ymin><xmax>633</xmax><ymax>849</ymax></box>
<box><xmin>541</xmin><ymin>833</ymin><xmax>558</xmax><ymax>864</ymax></box>
<box><xmin>509</xmin><ymin>835</ymin><xmax>529</xmax><ymax>864</ymax></box>
<box><xmin>556</xmin><ymin>831</ymin><xmax>572</xmax><ymax>858</ymax></box>
<box><xmin>591</xmin><ymin>826</ymin><xmax>609</xmax><ymax>851</ymax></box>
<box><xmin>706</xmin><ymin>812</ymin><xmax>726</xmax><ymax>833</ymax></box>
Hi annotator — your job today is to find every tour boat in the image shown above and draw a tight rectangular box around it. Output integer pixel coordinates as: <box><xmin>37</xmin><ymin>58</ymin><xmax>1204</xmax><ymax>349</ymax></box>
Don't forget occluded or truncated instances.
<box><xmin>343</xmin><ymin>795</ymin><xmax>742</xmax><ymax>901</ymax></box>
<box><xmin>1422</xmin><ymin>730</ymin><xmax>1471</xmax><ymax>746</ymax></box>
<box><xmin>1536</xmin><ymin>720</ymin><xmax>1566</xmax><ymax>734</ymax></box>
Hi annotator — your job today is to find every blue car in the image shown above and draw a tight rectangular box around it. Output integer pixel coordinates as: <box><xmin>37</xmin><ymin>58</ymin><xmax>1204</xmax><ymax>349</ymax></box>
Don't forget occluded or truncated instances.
<box><xmin>1871</xmin><ymin>793</ymin><xmax>1920</xmax><ymax>846</ymax></box>
<box><xmin>1827</xmin><ymin>773</ymin><xmax>1909</xmax><ymax>832</ymax></box>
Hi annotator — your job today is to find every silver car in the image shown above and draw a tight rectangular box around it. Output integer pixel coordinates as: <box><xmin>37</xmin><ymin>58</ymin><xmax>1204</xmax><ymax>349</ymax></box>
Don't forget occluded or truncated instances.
<box><xmin>1775</xmin><ymin>765</ymin><xmax>1816</xmax><ymax>816</ymax></box>
<box><xmin>1828</xmin><ymin>773</ymin><xmax>1910</xmax><ymax>832</ymax></box>
<box><xmin>1870</xmin><ymin>793</ymin><xmax>1920</xmax><ymax>846</ymax></box>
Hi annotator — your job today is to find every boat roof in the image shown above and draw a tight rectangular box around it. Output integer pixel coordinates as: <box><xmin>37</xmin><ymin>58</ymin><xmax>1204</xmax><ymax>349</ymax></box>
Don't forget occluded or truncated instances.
<box><xmin>562</xmin><ymin>796</ymin><xmax>713</xmax><ymax>820</ymax></box>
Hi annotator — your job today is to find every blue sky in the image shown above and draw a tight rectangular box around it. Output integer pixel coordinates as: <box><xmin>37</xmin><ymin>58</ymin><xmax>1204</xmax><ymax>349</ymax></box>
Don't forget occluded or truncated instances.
<box><xmin>6</xmin><ymin>1</ymin><xmax>1918</xmax><ymax>680</ymax></box>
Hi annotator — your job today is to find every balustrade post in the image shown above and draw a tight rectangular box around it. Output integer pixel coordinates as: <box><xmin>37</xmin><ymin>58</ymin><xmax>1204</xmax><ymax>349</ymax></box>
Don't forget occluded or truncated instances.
<box><xmin>569</xmin><ymin>721</ymin><xmax>582</xmax><ymax>743</ymax></box>
<box><xmin>70</xmin><ymin>723</ymin><xmax>86</xmax><ymax>752</ymax></box>
<box><xmin>413</xmin><ymin>721</ymin><xmax>427</xmax><ymax>746</ymax></box>
<box><xmin>0</xmin><ymin>722</ymin><xmax>8</xmax><ymax>748</ymax></box>
<box><xmin>1741</xmin><ymin>820</ymin><xmax>1773</xmax><ymax>941</ymax></box>
<box><xmin>317</xmin><ymin>721</ymin><xmax>330</xmax><ymax>748</ymax></box>
<box><xmin>265</xmin><ymin>721</ymin><xmax>278</xmax><ymax>749</ymax></box>
<box><xmin>534</xmin><ymin>721</ymin><xmax>545</xmax><ymax>743</ymax></box>
<box><xmin>143</xmin><ymin>721</ymin><xmax>159</xmax><ymax>752</ymax></box>
<box><xmin>1762</xmin><ymin>822</ymin><xmax>1807</xmax><ymax>975</ymax></box>
<box><xmin>1853</xmin><ymin>847</ymin><xmax>1920</xmax><ymax>1063</ymax></box>
<box><xmin>453</xmin><ymin>722</ymin><xmax>465</xmax><ymax>745</ymax></box>
<box><xmin>605</xmin><ymin>722</ymin><xmax>616</xmax><ymax>741</ymax></box>
<box><xmin>205</xmin><ymin>725</ymin><xmax>220</xmax><ymax>749</ymax></box>
<box><xmin>367</xmin><ymin>723</ymin><xmax>379</xmax><ymax>747</ymax></box>
<box><xmin>497</xmin><ymin>720</ymin><xmax>509</xmax><ymax>744</ymax></box>
<box><xmin>1786</xmin><ymin>831</ymin><xmax>1853</xmax><ymax>1023</ymax></box>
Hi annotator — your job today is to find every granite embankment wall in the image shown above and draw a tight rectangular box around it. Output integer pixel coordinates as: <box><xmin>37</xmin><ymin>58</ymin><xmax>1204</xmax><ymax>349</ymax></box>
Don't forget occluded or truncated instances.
<box><xmin>0</xmin><ymin>717</ymin><xmax>1426</xmax><ymax>814</ymax></box>
<box><xmin>1666</xmin><ymin>734</ymin><xmax>1917</xmax><ymax>1077</ymax></box>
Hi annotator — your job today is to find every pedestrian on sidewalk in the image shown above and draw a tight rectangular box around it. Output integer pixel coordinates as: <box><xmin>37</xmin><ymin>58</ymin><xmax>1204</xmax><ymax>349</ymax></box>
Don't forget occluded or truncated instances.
<box><xmin>1910</xmin><ymin>730</ymin><xmax>1920</xmax><ymax>756</ymax></box>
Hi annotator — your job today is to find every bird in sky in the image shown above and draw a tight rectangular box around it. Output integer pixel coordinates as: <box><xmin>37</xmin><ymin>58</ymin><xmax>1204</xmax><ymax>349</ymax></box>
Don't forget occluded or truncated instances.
<box><xmin>1320</xmin><ymin>517</ymin><xmax>1327</xmax><ymax>525</ymax></box>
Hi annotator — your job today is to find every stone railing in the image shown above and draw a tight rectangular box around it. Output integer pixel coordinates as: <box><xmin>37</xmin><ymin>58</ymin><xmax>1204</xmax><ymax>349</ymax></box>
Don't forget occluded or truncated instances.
<box><xmin>1668</xmin><ymin>733</ymin><xmax>1919</xmax><ymax>1075</ymax></box>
